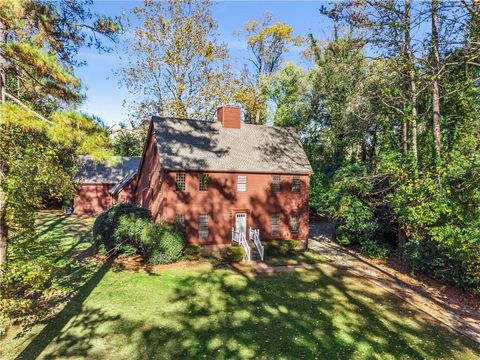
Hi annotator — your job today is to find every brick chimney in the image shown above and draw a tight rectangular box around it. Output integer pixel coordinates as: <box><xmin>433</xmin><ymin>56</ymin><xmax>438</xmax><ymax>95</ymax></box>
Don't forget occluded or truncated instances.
<box><xmin>217</xmin><ymin>105</ymin><xmax>241</xmax><ymax>129</ymax></box>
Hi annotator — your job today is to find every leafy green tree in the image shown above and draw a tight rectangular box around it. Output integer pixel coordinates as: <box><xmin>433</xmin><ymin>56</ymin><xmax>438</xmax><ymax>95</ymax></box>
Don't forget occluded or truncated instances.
<box><xmin>118</xmin><ymin>0</ymin><xmax>234</xmax><ymax>122</ymax></box>
<box><xmin>235</xmin><ymin>13</ymin><xmax>303</xmax><ymax>124</ymax></box>
<box><xmin>0</xmin><ymin>0</ymin><xmax>119</xmax><ymax>270</ymax></box>
<box><xmin>112</xmin><ymin>129</ymin><xmax>145</xmax><ymax>157</ymax></box>
<box><xmin>0</xmin><ymin>0</ymin><xmax>121</xmax><ymax>112</ymax></box>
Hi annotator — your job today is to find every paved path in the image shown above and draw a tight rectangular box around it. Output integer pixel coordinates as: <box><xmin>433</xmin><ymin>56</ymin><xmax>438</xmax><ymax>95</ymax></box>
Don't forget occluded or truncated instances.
<box><xmin>308</xmin><ymin>235</ymin><xmax>480</xmax><ymax>346</ymax></box>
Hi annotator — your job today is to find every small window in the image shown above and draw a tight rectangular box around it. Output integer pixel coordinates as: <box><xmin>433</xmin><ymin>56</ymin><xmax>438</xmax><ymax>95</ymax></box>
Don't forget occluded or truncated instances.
<box><xmin>174</xmin><ymin>214</ymin><xmax>185</xmax><ymax>227</ymax></box>
<box><xmin>292</xmin><ymin>176</ymin><xmax>300</xmax><ymax>192</ymax></box>
<box><xmin>272</xmin><ymin>175</ymin><xmax>281</xmax><ymax>192</ymax></box>
<box><xmin>271</xmin><ymin>213</ymin><xmax>279</xmax><ymax>236</ymax></box>
<box><xmin>199</xmin><ymin>174</ymin><xmax>209</xmax><ymax>191</ymax></box>
<box><xmin>237</xmin><ymin>175</ymin><xmax>246</xmax><ymax>192</ymax></box>
<box><xmin>176</xmin><ymin>173</ymin><xmax>186</xmax><ymax>191</ymax></box>
<box><xmin>290</xmin><ymin>212</ymin><xmax>299</xmax><ymax>234</ymax></box>
<box><xmin>199</xmin><ymin>214</ymin><xmax>208</xmax><ymax>239</ymax></box>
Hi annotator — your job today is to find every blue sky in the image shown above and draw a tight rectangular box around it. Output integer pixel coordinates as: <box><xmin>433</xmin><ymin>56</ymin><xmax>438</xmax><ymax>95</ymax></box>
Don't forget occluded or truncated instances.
<box><xmin>76</xmin><ymin>1</ymin><xmax>333</xmax><ymax>126</ymax></box>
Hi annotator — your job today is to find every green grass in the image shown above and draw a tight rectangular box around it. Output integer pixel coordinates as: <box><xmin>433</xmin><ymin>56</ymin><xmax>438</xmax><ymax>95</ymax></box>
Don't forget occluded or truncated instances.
<box><xmin>2</xmin><ymin>213</ymin><xmax>479</xmax><ymax>360</ymax></box>
<box><xmin>263</xmin><ymin>249</ymin><xmax>329</xmax><ymax>266</ymax></box>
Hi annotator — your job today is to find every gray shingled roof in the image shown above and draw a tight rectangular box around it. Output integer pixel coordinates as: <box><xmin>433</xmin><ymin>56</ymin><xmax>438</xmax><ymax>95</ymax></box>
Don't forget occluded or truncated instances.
<box><xmin>152</xmin><ymin>117</ymin><xmax>313</xmax><ymax>174</ymax></box>
<box><xmin>76</xmin><ymin>156</ymin><xmax>141</xmax><ymax>184</ymax></box>
<box><xmin>109</xmin><ymin>171</ymin><xmax>137</xmax><ymax>195</ymax></box>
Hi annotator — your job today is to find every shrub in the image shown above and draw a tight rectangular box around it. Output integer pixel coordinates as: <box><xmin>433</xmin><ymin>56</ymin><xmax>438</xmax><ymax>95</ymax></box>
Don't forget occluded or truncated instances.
<box><xmin>92</xmin><ymin>203</ymin><xmax>152</xmax><ymax>253</ymax></box>
<box><xmin>141</xmin><ymin>222</ymin><xmax>185</xmax><ymax>264</ymax></box>
<box><xmin>224</xmin><ymin>246</ymin><xmax>245</xmax><ymax>263</ymax></box>
<box><xmin>183</xmin><ymin>244</ymin><xmax>202</xmax><ymax>261</ymax></box>
<box><xmin>113</xmin><ymin>215</ymin><xmax>151</xmax><ymax>254</ymax></box>
<box><xmin>403</xmin><ymin>238</ymin><xmax>480</xmax><ymax>293</ymax></box>
<box><xmin>359</xmin><ymin>238</ymin><xmax>390</xmax><ymax>259</ymax></box>
<box><xmin>264</xmin><ymin>240</ymin><xmax>299</xmax><ymax>255</ymax></box>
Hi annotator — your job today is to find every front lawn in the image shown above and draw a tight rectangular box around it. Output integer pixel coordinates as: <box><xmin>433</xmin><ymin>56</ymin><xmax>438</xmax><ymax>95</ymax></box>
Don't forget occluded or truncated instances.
<box><xmin>2</xmin><ymin>213</ymin><xmax>479</xmax><ymax>359</ymax></box>
<box><xmin>263</xmin><ymin>249</ymin><xmax>329</xmax><ymax>266</ymax></box>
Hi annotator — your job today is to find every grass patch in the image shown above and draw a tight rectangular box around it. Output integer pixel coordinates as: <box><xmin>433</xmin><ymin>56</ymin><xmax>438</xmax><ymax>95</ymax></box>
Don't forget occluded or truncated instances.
<box><xmin>264</xmin><ymin>249</ymin><xmax>329</xmax><ymax>266</ymax></box>
<box><xmin>2</xmin><ymin>213</ymin><xmax>479</xmax><ymax>360</ymax></box>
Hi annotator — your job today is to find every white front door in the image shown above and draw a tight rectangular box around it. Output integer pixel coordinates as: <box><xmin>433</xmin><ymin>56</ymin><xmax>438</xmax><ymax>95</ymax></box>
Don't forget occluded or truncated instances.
<box><xmin>235</xmin><ymin>213</ymin><xmax>247</xmax><ymax>239</ymax></box>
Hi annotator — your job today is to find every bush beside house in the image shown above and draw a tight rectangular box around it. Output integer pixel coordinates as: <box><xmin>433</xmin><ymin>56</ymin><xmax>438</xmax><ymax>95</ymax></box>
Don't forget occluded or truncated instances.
<box><xmin>93</xmin><ymin>204</ymin><xmax>186</xmax><ymax>264</ymax></box>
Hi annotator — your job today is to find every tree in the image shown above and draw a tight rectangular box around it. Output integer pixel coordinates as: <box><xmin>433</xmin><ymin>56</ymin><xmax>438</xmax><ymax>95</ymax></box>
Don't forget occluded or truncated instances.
<box><xmin>307</xmin><ymin>0</ymin><xmax>480</xmax><ymax>291</ymax></box>
<box><xmin>112</xmin><ymin>129</ymin><xmax>145</xmax><ymax>157</ymax></box>
<box><xmin>0</xmin><ymin>0</ymin><xmax>119</xmax><ymax>270</ymax></box>
<box><xmin>431</xmin><ymin>0</ymin><xmax>442</xmax><ymax>159</ymax></box>
<box><xmin>235</xmin><ymin>13</ymin><xmax>303</xmax><ymax>124</ymax></box>
<box><xmin>118</xmin><ymin>0</ymin><xmax>233</xmax><ymax>122</ymax></box>
<box><xmin>0</xmin><ymin>0</ymin><xmax>121</xmax><ymax>112</ymax></box>
<box><xmin>0</xmin><ymin>104</ymin><xmax>112</xmax><ymax>269</ymax></box>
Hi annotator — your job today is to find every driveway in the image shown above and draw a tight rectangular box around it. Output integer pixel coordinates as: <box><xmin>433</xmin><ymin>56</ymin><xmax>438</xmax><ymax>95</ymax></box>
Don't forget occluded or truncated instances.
<box><xmin>308</xmin><ymin>217</ymin><xmax>480</xmax><ymax>346</ymax></box>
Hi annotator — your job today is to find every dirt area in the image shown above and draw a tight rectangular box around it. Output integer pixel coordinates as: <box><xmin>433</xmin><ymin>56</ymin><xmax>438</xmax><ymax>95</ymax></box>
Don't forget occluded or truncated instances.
<box><xmin>105</xmin><ymin>254</ymin><xmax>214</xmax><ymax>272</ymax></box>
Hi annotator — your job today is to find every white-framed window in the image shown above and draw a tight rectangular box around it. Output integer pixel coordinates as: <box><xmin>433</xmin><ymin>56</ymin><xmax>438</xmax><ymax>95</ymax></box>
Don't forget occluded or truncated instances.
<box><xmin>290</xmin><ymin>212</ymin><xmax>299</xmax><ymax>234</ymax></box>
<box><xmin>199</xmin><ymin>214</ymin><xmax>209</xmax><ymax>239</ymax></box>
<box><xmin>199</xmin><ymin>174</ymin><xmax>209</xmax><ymax>191</ymax></box>
<box><xmin>174</xmin><ymin>214</ymin><xmax>185</xmax><ymax>227</ymax></box>
<box><xmin>271</xmin><ymin>213</ymin><xmax>279</xmax><ymax>236</ymax></box>
<box><xmin>292</xmin><ymin>176</ymin><xmax>300</xmax><ymax>192</ymax></box>
<box><xmin>176</xmin><ymin>173</ymin><xmax>186</xmax><ymax>191</ymax></box>
<box><xmin>272</xmin><ymin>175</ymin><xmax>281</xmax><ymax>192</ymax></box>
<box><xmin>237</xmin><ymin>175</ymin><xmax>247</xmax><ymax>192</ymax></box>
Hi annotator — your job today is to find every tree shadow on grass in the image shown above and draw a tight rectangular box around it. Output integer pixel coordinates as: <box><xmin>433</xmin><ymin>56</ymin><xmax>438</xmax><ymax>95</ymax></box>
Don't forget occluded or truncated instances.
<box><xmin>15</xmin><ymin>260</ymin><xmax>113</xmax><ymax>360</ymax></box>
<box><xmin>15</xmin><ymin>264</ymin><xmax>480</xmax><ymax>359</ymax></box>
<box><xmin>131</xmin><ymin>265</ymin><xmax>480</xmax><ymax>359</ymax></box>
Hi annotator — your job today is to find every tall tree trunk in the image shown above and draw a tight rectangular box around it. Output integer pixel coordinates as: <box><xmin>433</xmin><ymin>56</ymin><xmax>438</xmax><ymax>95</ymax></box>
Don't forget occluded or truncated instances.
<box><xmin>405</xmin><ymin>0</ymin><xmax>418</xmax><ymax>162</ymax></box>
<box><xmin>0</xmin><ymin>180</ymin><xmax>7</xmax><ymax>272</ymax></box>
<box><xmin>0</xmin><ymin>17</ymin><xmax>7</xmax><ymax>103</ymax></box>
<box><xmin>0</xmin><ymin>18</ymin><xmax>7</xmax><ymax>271</ymax></box>
<box><xmin>431</xmin><ymin>0</ymin><xmax>442</xmax><ymax>159</ymax></box>
<box><xmin>411</xmin><ymin>77</ymin><xmax>418</xmax><ymax>161</ymax></box>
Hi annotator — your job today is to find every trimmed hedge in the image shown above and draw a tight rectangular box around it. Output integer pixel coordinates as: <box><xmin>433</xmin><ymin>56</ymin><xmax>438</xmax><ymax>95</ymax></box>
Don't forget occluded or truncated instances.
<box><xmin>92</xmin><ymin>204</ymin><xmax>186</xmax><ymax>265</ymax></box>
<box><xmin>224</xmin><ymin>246</ymin><xmax>245</xmax><ymax>263</ymax></box>
<box><xmin>92</xmin><ymin>203</ymin><xmax>152</xmax><ymax>252</ymax></box>
<box><xmin>141</xmin><ymin>222</ymin><xmax>185</xmax><ymax>264</ymax></box>
<box><xmin>183</xmin><ymin>244</ymin><xmax>202</xmax><ymax>261</ymax></box>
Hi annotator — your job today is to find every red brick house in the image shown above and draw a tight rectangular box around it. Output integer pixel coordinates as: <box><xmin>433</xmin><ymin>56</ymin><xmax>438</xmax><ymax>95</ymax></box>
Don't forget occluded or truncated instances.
<box><xmin>134</xmin><ymin>105</ymin><xmax>313</xmax><ymax>257</ymax></box>
<box><xmin>74</xmin><ymin>156</ymin><xmax>140</xmax><ymax>215</ymax></box>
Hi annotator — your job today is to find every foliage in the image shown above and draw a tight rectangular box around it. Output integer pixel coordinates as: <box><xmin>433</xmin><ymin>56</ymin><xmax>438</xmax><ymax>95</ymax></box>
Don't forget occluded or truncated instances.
<box><xmin>118</xmin><ymin>0</ymin><xmax>234</xmax><ymax>123</ymax></box>
<box><xmin>92</xmin><ymin>203</ymin><xmax>152</xmax><ymax>252</ymax></box>
<box><xmin>223</xmin><ymin>245</ymin><xmax>245</xmax><ymax>263</ymax></box>
<box><xmin>112</xmin><ymin>129</ymin><xmax>145</xmax><ymax>157</ymax></box>
<box><xmin>264</xmin><ymin>240</ymin><xmax>299</xmax><ymax>255</ymax></box>
<box><xmin>140</xmin><ymin>222</ymin><xmax>186</xmax><ymax>265</ymax></box>
<box><xmin>1</xmin><ymin>104</ymin><xmax>111</xmax><ymax>258</ymax></box>
<box><xmin>0</xmin><ymin>212</ymin><xmax>96</xmax><ymax>334</ymax></box>
<box><xmin>183</xmin><ymin>244</ymin><xmax>202</xmax><ymax>261</ymax></box>
<box><xmin>235</xmin><ymin>13</ymin><xmax>303</xmax><ymax>124</ymax></box>
<box><xmin>1</xmin><ymin>0</ymin><xmax>121</xmax><ymax>111</ymax></box>
<box><xmin>285</xmin><ymin>2</ymin><xmax>480</xmax><ymax>291</ymax></box>
<box><xmin>404</xmin><ymin>238</ymin><xmax>480</xmax><ymax>293</ymax></box>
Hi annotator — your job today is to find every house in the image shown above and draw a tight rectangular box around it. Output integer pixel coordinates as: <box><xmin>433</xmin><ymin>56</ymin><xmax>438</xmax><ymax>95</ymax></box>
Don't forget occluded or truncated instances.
<box><xmin>134</xmin><ymin>105</ymin><xmax>313</xmax><ymax>253</ymax></box>
<box><xmin>74</xmin><ymin>156</ymin><xmax>140</xmax><ymax>215</ymax></box>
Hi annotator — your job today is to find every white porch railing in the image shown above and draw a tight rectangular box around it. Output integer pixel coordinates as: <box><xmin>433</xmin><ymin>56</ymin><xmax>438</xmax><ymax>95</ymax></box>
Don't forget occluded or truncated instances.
<box><xmin>240</xmin><ymin>233</ymin><xmax>251</xmax><ymax>262</ymax></box>
<box><xmin>232</xmin><ymin>227</ymin><xmax>251</xmax><ymax>261</ymax></box>
<box><xmin>231</xmin><ymin>228</ymin><xmax>240</xmax><ymax>243</ymax></box>
<box><xmin>249</xmin><ymin>227</ymin><xmax>264</xmax><ymax>261</ymax></box>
